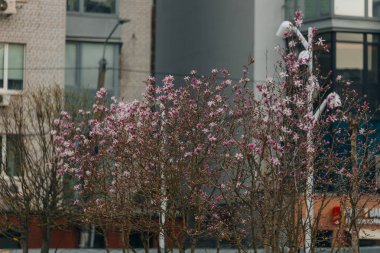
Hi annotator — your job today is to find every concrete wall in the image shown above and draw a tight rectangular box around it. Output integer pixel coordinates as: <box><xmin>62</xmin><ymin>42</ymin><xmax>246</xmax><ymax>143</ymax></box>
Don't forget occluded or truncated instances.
<box><xmin>119</xmin><ymin>0</ymin><xmax>153</xmax><ymax>102</ymax></box>
<box><xmin>253</xmin><ymin>0</ymin><xmax>285</xmax><ymax>84</ymax></box>
<box><xmin>155</xmin><ymin>0</ymin><xmax>254</xmax><ymax>85</ymax></box>
<box><xmin>0</xmin><ymin>0</ymin><xmax>66</xmax><ymax>89</ymax></box>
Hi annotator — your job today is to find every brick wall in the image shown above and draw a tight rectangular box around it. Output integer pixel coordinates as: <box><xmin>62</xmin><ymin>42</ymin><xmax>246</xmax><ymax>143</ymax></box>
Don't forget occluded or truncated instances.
<box><xmin>119</xmin><ymin>0</ymin><xmax>153</xmax><ymax>102</ymax></box>
<box><xmin>0</xmin><ymin>0</ymin><xmax>66</xmax><ymax>90</ymax></box>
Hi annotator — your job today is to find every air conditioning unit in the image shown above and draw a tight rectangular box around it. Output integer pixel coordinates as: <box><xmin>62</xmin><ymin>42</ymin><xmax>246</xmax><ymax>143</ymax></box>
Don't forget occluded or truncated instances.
<box><xmin>0</xmin><ymin>94</ymin><xmax>11</xmax><ymax>106</ymax></box>
<box><xmin>0</xmin><ymin>0</ymin><xmax>17</xmax><ymax>15</ymax></box>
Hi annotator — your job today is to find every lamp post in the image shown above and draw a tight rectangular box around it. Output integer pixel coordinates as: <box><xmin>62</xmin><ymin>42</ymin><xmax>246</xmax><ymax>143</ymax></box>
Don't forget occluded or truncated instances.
<box><xmin>97</xmin><ymin>19</ymin><xmax>130</xmax><ymax>91</ymax></box>
<box><xmin>276</xmin><ymin>21</ymin><xmax>341</xmax><ymax>253</ymax></box>
<box><xmin>277</xmin><ymin>22</ymin><xmax>314</xmax><ymax>253</ymax></box>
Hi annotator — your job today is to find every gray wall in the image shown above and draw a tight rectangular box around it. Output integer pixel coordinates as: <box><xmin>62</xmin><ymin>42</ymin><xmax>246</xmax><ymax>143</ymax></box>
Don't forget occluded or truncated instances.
<box><xmin>155</xmin><ymin>0</ymin><xmax>254</xmax><ymax>83</ymax></box>
<box><xmin>253</xmin><ymin>0</ymin><xmax>285</xmax><ymax>84</ymax></box>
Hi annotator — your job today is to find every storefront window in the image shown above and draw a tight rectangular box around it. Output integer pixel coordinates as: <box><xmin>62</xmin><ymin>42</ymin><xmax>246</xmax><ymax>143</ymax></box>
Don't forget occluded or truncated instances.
<box><xmin>367</xmin><ymin>44</ymin><xmax>380</xmax><ymax>114</ymax></box>
<box><xmin>334</xmin><ymin>32</ymin><xmax>379</xmax><ymax>117</ymax></box>
<box><xmin>336</xmin><ymin>43</ymin><xmax>364</xmax><ymax>85</ymax></box>
<box><xmin>336</xmin><ymin>33</ymin><xmax>364</xmax><ymax>42</ymax></box>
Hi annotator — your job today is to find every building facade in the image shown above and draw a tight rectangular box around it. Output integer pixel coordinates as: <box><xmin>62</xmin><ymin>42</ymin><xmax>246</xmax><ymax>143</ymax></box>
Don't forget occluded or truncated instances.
<box><xmin>66</xmin><ymin>0</ymin><xmax>153</xmax><ymax>102</ymax></box>
<box><xmin>0</xmin><ymin>0</ymin><xmax>154</xmax><ymax>248</ymax></box>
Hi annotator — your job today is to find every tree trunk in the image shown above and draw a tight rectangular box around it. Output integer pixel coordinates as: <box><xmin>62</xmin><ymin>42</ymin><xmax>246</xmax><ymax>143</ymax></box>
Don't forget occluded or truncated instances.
<box><xmin>350</xmin><ymin>120</ymin><xmax>360</xmax><ymax>253</ymax></box>
<box><xmin>352</xmin><ymin>230</ymin><xmax>359</xmax><ymax>253</ymax></box>
<box><xmin>103</xmin><ymin>229</ymin><xmax>110</xmax><ymax>253</ymax></box>
<box><xmin>20</xmin><ymin>220</ymin><xmax>29</xmax><ymax>253</ymax></box>
<box><xmin>40</xmin><ymin>225</ymin><xmax>52</xmax><ymax>253</ymax></box>
<box><xmin>190</xmin><ymin>237</ymin><xmax>196</xmax><ymax>253</ymax></box>
<box><xmin>20</xmin><ymin>237</ymin><xmax>29</xmax><ymax>253</ymax></box>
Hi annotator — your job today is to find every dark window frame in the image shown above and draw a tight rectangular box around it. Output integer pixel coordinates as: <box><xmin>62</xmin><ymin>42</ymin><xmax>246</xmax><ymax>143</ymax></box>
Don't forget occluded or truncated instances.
<box><xmin>67</xmin><ymin>0</ymin><xmax>119</xmax><ymax>16</ymax></box>
<box><xmin>65</xmin><ymin>41</ymin><xmax>121</xmax><ymax>97</ymax></box>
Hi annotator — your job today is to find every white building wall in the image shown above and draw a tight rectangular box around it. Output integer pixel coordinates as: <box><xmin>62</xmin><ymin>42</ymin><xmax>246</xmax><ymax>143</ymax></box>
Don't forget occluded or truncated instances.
<box><xmin>0</xmin><ymin>0</ymin><xmax>66</xmax><ymax>89</ymax></box>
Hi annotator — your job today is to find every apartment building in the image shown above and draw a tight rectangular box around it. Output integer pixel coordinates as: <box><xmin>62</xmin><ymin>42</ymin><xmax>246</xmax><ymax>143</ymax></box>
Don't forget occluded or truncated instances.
<box><xmin>66</xmin><ymin>0</ymin><xmax>153</xmax><ymax>102</ymax></box>
<box><xmin>0</xmin><ymin>0</ymin><xmax>153</xmax><ymax>248</ymax></box>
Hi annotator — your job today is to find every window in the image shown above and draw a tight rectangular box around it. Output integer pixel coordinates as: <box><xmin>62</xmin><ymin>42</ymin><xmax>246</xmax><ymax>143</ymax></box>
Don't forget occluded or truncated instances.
<box><xmin>286</xmin><ymin>0</ymin><xmax>380</xmax><ymax>19</ymax></box>
<box><xmin>65</xmin><ymin>42</ymin><xmax>120</xmax><ymax>97</ymax></box>
<box><xmin>0</xmin><ymin>44</ymin><xmax>24</xmax><ymax>91</ymax></box>
<box><xmin>315</xmin><ymin>230</ymin><xmax>333</xmax><ymax>247</ymax></box>
<box><xmin>67</xmin><ymin>0</ymin><xmax>116</xmax><ymax>14</ymax></box>
<box><xmin>67</xmin><ymin>0</ymin><xmax>79</xmax><ymax>11</ymax></box>
<box><xmin>85</xmin><ymin>0</ymin><xmax>115</xmax><ymax>14</ymax></box>
<box><xmin>1</xmin><ymin>135</ymin><xmax>23</xmax><ymax>177</ymax></box>
<box><xmin>285</xmin><ymin>0</ymin><xmax>331</xmax><ymax>20</ymax></box>
<box><xmin>334</xmin><ymin>32</ymin><xmax>380</xmax><ymax>119</ymax></box>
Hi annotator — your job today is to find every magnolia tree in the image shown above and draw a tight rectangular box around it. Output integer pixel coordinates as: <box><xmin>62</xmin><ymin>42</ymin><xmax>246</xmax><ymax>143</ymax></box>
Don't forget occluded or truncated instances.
<box><xmin>56</xmin><ymin>11</ymin><xmax>378</xmax><ymax>253</ymax></box>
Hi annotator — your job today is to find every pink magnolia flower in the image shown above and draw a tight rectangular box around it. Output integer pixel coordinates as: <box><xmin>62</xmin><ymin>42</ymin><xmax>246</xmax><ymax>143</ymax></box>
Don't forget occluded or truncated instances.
<box><xmin>327</xmin><ymin>92</ymin><xmax>342</xmax><ymax>109</ymax></box>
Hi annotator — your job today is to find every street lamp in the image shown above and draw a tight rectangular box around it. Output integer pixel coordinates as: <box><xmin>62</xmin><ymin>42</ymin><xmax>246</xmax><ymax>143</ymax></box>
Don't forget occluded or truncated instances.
<box><xmin>276</xmin><ymin>21</ymin><xmax>341</xmax><ymax>253</ymax></box>
<box><xmin>97</xmin><ymin>18</ymin><xmax>130</xmax><ymax>91</ymax></box>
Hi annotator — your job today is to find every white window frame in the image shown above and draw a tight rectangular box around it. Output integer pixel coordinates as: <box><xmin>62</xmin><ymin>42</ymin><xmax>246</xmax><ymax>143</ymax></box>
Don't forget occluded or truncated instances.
<box><xmin>0</xmin><ymin>43</ymin><xmax>24</xmax><ymax>95</ymax></box>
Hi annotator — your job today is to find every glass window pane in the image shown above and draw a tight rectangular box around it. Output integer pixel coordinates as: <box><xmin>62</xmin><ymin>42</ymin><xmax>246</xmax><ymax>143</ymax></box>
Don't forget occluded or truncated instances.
<box><xmin>368</xmin><ymin>45</ymin><xmax>378</xmax><ymax>83</ymax></box>
<box><xmin>84</xmin><ymin>0</ymin><xmax>116</xmax><ymax>14</ymax></box>
<box><xmin>367</xmin><ymin>45</ymin><xmax>380</xmax><ymax>116</ymax></box>
<box><xmin>320</xmin><ymin>0</ymin><xmax>330</xmax><ymax>16</ymax></box>
<box><xmin>8</xmin><ymin>44</ymin><xmax>24</xmax><ymax>90</ymax></box>
<box><xmin>318</xmin><ymin>42</ymin><xmax>332</xmax><ymax>76</ymax></box>
<box><xmin>0</xmin><ymin>44</ymin><xmax>3</xmax><ymax>89</ymax></box>
<box><xmin>336</xmin><ymin>33</ymin><xmax>364</xmax><ymax>42</ymax></box>
<box><xmin>80</xmin><ymin>43</ymin><xmax>115</xmax><ymax>94</ymax></box>
<box><xmin>65</xmin><ymin>43</ymin><xmax>77</xmax><ymax>87</ymax></box>
<box><xmin>368</xmin><ymin>0</ymin><xmax>380</xmax><ymax>17</ymax></box>
<box><xmin>335</xmin><ymin>0</ymin><xmax>365</xmax><ymax>16</ymax></box>
<box><xmin>6</xmin><ymin>135</ymin><xmax>22</xmax><ymax>177</ymax></box>
<box><xmin>285</xmin><ymin>0</ymin><xmax>296</xmax><ymax>20</ymax></box>
<box><xmin>305</xmin><ymin>0</ymin><xmax>318</xmax><ymax>19</ymax></box>
<box><xmin>67</xmin><ymin>0</ymin><xmax>79</xmax><ymax>12</ymax></box>
<box><xmin>336</xmin><ymin>42</ymin><xmax>364</xmax><ymax>85</ymax></box>
<box><xmin>367</xmin><ymin>34</ymin><xmax>380</xmax><ymax>43</ymax></box>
